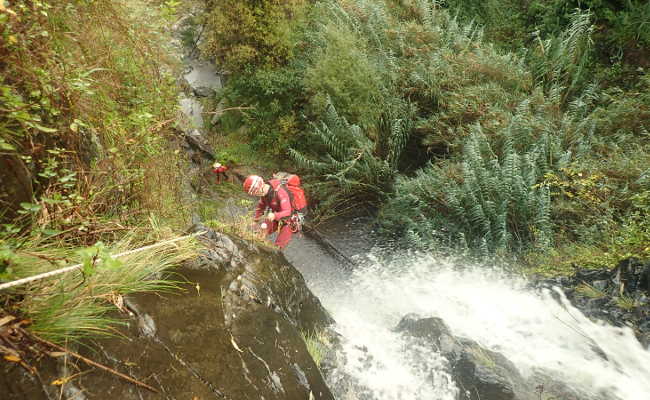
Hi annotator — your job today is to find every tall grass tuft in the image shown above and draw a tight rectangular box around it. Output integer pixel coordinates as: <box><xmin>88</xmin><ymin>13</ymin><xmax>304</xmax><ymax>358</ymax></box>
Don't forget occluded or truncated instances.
<box><xmin>6</xmin><ymin>228</ymin><xmax>199</xmax><ymax>343</ymax></box>
<box><xmin>300</xmin><ymin>329</ymin><xmax>328</xmax><ymax>368</ymax></box>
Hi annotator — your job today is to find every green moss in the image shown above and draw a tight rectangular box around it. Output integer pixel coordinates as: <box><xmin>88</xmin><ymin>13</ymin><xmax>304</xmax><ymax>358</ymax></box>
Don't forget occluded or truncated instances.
<box><xmin>300</xmin><ymin>329</ymin><xmax>328</xmax><ymax>368</ymax></box>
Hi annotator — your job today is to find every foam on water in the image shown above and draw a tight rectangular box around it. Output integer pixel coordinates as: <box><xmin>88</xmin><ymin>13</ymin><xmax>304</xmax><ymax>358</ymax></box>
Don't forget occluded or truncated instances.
<box><xmin>289</xmin><ymin>247</ymin><xmax>650</xmax><ymax>400</ymax></box>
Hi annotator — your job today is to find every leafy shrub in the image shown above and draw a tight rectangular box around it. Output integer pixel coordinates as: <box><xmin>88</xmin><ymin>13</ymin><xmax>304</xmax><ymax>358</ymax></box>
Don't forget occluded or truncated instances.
<box><xmin>304</xmin><ymin>21</ymin><xmax>385</xmax><ymax>130</ymax></box>
<box><xmin>380</xmin><ymin>78</ymin><xmax>603</xmax><ymax>254</ymax></box>
<box><xmin>202</xmin><ymin>0</ymin><xmax>307</xmax><ymax>73</ymax></box>
<box><xmin>591</xmin><ymin>73</ymin><xmax>650</xmax><ymax>140</ymax></box>
<box><xmin>218</xmin><ymin>65</ymin><xmax>307</xmax><ymax>155</ymax></box>
<box><xmin>447</xmin><ymin>0</ymin><xmax>650</xmax><ymax>80</ymax></box>
<box><xmin>440</xmin><ymin>0</ymin><xmax>528</xmax><ymax>48</ymax></box>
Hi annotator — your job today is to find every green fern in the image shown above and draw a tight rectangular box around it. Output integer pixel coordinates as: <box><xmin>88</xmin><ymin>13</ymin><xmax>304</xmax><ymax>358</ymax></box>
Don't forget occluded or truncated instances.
<box><xmin>528</xmin><ymin>10</ymin><xmax>594</xmax><ymax>101</ymax></box>
<box><xmin>381</xmin><ymin>116</ymin><xmax>557</xmax><ymax>253</ymax></box>
<box><xmin>290</xmin><ymin>97</ymin><xmax>414</xmax><ymax>211</ymax></box>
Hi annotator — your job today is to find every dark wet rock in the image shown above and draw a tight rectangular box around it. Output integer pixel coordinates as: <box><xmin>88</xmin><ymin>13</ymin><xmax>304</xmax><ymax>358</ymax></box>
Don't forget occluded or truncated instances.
<box><xmin>453</xmin><ymin>348</ymin><xmax>519</xmax><ymax>400</ymax></box>
<box><xmin>574</xmin><ymin>268</ymin><xmax>611</xmax><ymax>282</ymax></box>
<box><xmin>78</xmin><ymin>127</ymin><xmax>104</xmax><ymax>165</ymax></box>
<box><xmin>320</xmin><ymin>339</ymin><xmax>378</xmax><ymax>400</ymax></box>
<box><xmin>193</xmin><ymin>85</ymin><xmax>216</xmax><ymax>98</ymax></box>
<box><xmin>394</xmin><ymin>313</ymin><xmax>450</xmax><ymax>342</ymax></box>
<box><xmin>182</xmin><ymin>128</ymin><xmax>215</xmax><ymax>160</ymax></box>
<box><xmin>395</xmin><ymin>315</ymin><xmax>597</xmax><ymax>400</ymax></box>
<box><xmin>0</xmin><ymin>154</ymin><xmax>33</xmax><ymax>223</ymax></box>
<box><xmin>534</xmin><ymin>258</ymin><xmax>650</xmax><ymax>348</ymax></box>
<box><xmin>1</xmin><ymin>227</ymin><xmax>334</xmax><ymax>400</ymax></box>
<box><xmin>395</xmin><ymin>315</ymin><xmax>523</xmax><ymax>400</ymax></box>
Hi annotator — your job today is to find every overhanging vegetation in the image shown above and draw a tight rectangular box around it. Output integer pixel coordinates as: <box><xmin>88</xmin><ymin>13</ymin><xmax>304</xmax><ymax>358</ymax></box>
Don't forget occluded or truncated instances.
<box><xmin>1</xmin><ymin>0</ymin><xmax>193</xmax><ymax>342</ymax></box>
<box><xmin>202</xmin><ymin>0</ymin><xmax>650</xmax><ymax>271</ymax></box>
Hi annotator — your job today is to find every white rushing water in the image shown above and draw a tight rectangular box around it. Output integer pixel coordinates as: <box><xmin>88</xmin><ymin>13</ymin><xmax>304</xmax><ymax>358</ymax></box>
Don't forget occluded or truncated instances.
<box><xmin>287</xmin><ymin>245</ymin><xmax>650</xmax><ymax>400</ymax></box>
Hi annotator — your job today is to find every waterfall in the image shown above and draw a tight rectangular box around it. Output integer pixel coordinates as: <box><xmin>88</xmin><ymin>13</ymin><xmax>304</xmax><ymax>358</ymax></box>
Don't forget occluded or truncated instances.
<box><xmin>287</xmin><ymin>244</ymin><xmax>650</xmax><ymax>400</ymax></box>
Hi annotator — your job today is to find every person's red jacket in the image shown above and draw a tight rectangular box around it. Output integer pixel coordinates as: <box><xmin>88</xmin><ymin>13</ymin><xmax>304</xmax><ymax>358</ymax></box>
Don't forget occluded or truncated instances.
<box><xmin>254</xmin><ymin>179</ymin><xmax>292</xmax><ymax>221</ymax></box>
<box><xmin>213</xmin><ymin>165</ymin><xmax>228</xmax><ymax>174</ymax></box>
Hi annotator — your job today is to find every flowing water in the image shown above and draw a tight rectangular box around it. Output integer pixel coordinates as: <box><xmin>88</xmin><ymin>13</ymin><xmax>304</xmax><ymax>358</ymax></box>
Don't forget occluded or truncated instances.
<box><xmin>284</xmin><ymin>232</ymin><xmax>650</xmax><ymax>400</ymax></box>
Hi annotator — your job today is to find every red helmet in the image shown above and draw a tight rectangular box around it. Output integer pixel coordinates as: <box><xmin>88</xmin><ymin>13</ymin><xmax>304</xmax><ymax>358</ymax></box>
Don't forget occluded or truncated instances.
<box><xmin>243</xmin><ymin>175</ymin><xmax>265</xmax><ymax>195</ymax></box>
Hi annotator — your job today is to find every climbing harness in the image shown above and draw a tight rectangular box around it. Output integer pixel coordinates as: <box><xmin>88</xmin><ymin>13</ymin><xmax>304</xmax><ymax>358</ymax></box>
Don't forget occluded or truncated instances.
<box><xmin>288</xmin><ymin>212</ymin><xmax>304</xmax><ymax>233</ymax></box>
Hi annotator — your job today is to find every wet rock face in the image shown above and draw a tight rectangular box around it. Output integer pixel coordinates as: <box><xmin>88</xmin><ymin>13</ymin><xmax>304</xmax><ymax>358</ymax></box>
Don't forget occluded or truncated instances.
<box><xmin>395</xmin><ymin>314</ymin><xmax>522</xmax><ymax>400</ymax></box>
<box><xmin>538</xmin><ymin>257</ymin><xmax>650</xmax><ymax>347</ymax></box>
<box><xmin>2</xmin><ymin>227</ymin><xmax>334</xmax><ymax>400</ymax></box>
<box><xmin>395</xmin><ymin>315</ymin><xmax>595</xmax><ymax>400</ymax></box>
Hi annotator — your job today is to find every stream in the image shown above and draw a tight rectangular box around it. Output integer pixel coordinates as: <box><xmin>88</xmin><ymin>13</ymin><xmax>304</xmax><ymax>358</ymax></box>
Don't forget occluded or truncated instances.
<box><xmin>284</xmin><ymin>223</ymin><xmax>650</xmax><ymax>400</ymax></box>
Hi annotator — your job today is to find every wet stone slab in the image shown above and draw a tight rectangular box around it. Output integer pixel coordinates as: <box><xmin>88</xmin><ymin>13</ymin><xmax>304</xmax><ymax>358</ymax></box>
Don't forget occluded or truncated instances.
<box><xmin>183</xmin><ymin>60</ymin><xmax>222</xmax><ymax>98</ymax></box>
<box><xmin>2</xmin><ymin>229</ymin><xmax>334</xmax><ymax>400</ymax></box>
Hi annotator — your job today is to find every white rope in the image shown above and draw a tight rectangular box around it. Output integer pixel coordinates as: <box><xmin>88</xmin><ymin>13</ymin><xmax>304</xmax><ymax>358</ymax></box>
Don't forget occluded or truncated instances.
<box><xmin>0</xmin><ymin>231</ymin><xmax>207</xmax><ymax>291</ymax></box>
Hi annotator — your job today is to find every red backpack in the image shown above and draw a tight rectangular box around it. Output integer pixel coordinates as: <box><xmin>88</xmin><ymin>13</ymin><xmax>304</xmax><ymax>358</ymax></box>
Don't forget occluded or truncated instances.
<box><xmin>271</xmin><ymin>172</ymin><xmax>307</xmax><ymax>213</ymax></box>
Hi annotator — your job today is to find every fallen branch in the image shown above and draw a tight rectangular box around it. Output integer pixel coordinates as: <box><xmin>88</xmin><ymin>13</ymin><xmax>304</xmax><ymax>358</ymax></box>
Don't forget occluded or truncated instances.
<box><xmin>149</xmin><ymin>118</ymin><xmax>175</xmax><ymax>133</ymax></box>
<box><xmin>31</xmin><ymin>334</ymin><xmax>159</xmax><ymax>393</ymax></box>
<box><xmin>202</xmin><ymin>106</ymin><xmax>255</xmax><ymax>114</ymax></box>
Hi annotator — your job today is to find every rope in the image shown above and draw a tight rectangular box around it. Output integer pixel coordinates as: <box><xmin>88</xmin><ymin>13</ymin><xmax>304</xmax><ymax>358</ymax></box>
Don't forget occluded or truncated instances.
<box><xmin>0</xmin><ymin>231</ymin><xmax>207</xmax><ymax>291</ymax></box>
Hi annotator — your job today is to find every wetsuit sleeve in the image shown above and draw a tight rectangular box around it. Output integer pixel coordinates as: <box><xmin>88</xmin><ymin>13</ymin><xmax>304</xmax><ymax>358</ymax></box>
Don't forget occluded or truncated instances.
<box><xmin>254</xmin><ymin>198</ymin><xmax>267</xmax><ymax>220</ymax></box>
<box><xmin>273</xmin><ymin>188</ymin><xmax>292</xmax><ymax>220</ymax></box>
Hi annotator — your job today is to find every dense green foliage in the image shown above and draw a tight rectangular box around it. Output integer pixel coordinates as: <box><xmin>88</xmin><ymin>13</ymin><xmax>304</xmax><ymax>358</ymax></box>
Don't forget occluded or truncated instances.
<box><xmin>203</xmin><ymin>0</ymin><xmax>307</xmax><ymax>73</ymax></box>
<box><xmin>1</xmin><ymin>0</ymin><xmax>193</xmax><ymax>341</ymax></box>
<box><xmin>381</xmin><ymin>127</ymin><xmax>553</xmax><ymax>254</ymax></box>
<box><xmin>201</xmin><ymin>0</ymin><xmax>310</xmax><ymax>155</ymax></box>
<box><xmin>290</xmin><ymin>98</ymin><xmax>413</xmax><ymax>213</ymax></box>
<box><xmin>1</xmin><ymin>0</ymin><xmax>185</xmax><ymax>233</ymax></box>
<box><xmin>204</xmin><ymin>0</ymin><xmax>650</xmax><ymax>268</ymax></box>
<box><xmin>444</xmin><ymin>0</ymin><xmax>650</xmax><ymax>88</ymax></box>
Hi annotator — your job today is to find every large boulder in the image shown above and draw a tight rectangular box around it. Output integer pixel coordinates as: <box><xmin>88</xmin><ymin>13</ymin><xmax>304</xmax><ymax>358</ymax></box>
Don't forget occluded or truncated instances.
<box><xmin>395</xmin><ymin>314</ymin><xmax>597</xmax><ymax>400</ymax></box>
<box><xmin>395</xmin><ymin>314</ymin><xmax>524</xmax><ymax>400</ymax></box>
<box><xmin>2</xmin><ymin>227</ymin><xmax>334</xmax><ymax>400</ymax></box>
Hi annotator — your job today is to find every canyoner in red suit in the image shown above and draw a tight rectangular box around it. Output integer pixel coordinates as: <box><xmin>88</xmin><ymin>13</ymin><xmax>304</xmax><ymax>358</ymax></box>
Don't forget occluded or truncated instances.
<box><xmin>212</xmin><ymin>161</ymin><xmax>229</xmax><ymax>184</ymax></box>
<box><xmin>243</xmin><ymin>175</ymin><xmax>296</xmax><ymax>249</ymax></box>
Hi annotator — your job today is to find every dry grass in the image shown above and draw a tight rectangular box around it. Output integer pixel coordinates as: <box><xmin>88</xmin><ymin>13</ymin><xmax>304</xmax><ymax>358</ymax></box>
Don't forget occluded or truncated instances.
<box><xmin>575</xmin><ymin>282</ymin><xmax>607</xmax><ymax>299</ymax></box>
